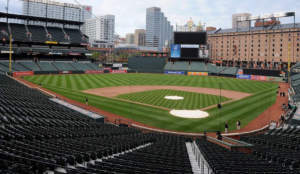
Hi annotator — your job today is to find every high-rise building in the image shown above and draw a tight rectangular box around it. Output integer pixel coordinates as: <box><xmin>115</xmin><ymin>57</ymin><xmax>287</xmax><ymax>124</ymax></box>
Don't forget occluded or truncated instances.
<box><xmin>21</xmin><ymin>0</ymin><xmax>92</xmax><ymax>32</ymax></box>
<box><xmin>134</xmin><ymin>29</ymin><xmax>146</xmax><ymax>46</ymax></box>
<box><xmin>126</xmin><ymin>33</ymin><xmax>135</xmax><ymax>44</ymax></box>
<box><xmin>145</xmin><ymin>7</ymin><xmax>173</xmax><ymax>52</ymax></box>
<box><xmin>232</xmin><ymin>13</ymin><xmax>251</xmax><ymax>28</ymax></box>
<box><xmin>85</xmin><ymin>15</ymin><xmax>115</xmax><ymax>48</ymax></box>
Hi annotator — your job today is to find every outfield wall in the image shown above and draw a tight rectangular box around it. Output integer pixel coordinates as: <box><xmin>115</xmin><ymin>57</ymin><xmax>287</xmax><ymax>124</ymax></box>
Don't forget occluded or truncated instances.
<box><xmin>128</xmin><ymin>57</ymin><xmax>167</xmax><ymax>71</ymax></box>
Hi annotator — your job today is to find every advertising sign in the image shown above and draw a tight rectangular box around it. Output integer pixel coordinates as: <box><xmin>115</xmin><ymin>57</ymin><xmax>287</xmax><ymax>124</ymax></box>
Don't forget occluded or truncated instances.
<box><xmin>45</xmin><ymin>41</ymin><xmax>58</xmax><ymax>44</ymax></box>
<box><xmin>165</xmin><ymin>71</ymin><xmax>185</xmax><ymax>75</ymax></box>
<box><xmin>80</xmin><ymin>43</ymin><xmax>90</xmax><ymax>46</ymax></box>
<box><xmin>113</xmin><ymin>63</ymin><xmax>123</xmax><ymax>67</ymax></box>
<box><xmin>251</xmin><ymin>75</ymin><xmax>267</xmax><ymax>81</ymax></box>
<box><xmin>171</xmin><ymin>44</ymin><xmax>181</xmax><ymax>58</ymax></box>
<box><xmin>85</xmin><ymin>70</ymin><xmax>104</xmax><ymax>74</ymax></box>
<box><xmin>13</xmin><ymin>71</ymin><xmax>34</xmax><ymax>76</ymax></box>
<box><xmin>188</xmin><ymin>72</ymin><xmax>208</xmax><ymax>76</ymax></box>
<box><xmin>119</xmin><ymin>67</ymin><xmax>128</xmax><ymax>70</ymax></box>
<box><xmin>267</xmin><ymin>76</ymin><xmax>284</xmax><ymax>82</ymax></box>
<box><xmin>68</xmin><ymin>53</ymin><xmax>81</xmax><ymax>56</ymax></box>
<box><xmin>110</xmin><ymin>70</ymin><xmax>127</xmax><ymax>74</ymax></box>
<box><xmin>102</xmin><ymin>67</ymin><xmax>111</xmax><ymax>70</ymax></box>
<box><xmin>60</xmin><ymin>71</ymin><xmax>72</xmax><ymax>74</ymax></box>
<box><xmin>237</xmin><ymin>69</ymin><xmax>243</xmax><ymax>75</ymax></box>
<box><xmin>236</xmin><ymin>74</ymin><xmax>251</xmax><ymax>79</ymax></box>
<box><xmin>49</xmin><ymin>52</ymin><xmax>62</xmax><ymax>55</ymax></box>
<box><xmin>1</xmin><ymin>51</ymin><xmax>14</xmax><ymax>54</ymax></box>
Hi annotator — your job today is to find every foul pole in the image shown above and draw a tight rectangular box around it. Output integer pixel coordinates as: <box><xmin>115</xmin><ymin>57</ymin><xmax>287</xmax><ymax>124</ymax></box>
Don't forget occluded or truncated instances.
<box><xmin>288</xmin><ymin>42</ymin><xmax>291</xmax><ymax>84</ymax></box>
<box><xmin>9</xmin><ymin>34</ymin><xmax>12</xmax><ymax>76</ymax></box>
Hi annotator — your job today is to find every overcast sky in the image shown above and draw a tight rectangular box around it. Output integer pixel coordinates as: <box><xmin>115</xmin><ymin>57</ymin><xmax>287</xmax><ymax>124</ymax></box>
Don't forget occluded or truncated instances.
<box><xmin>1</xmin><ymin>0</ymin><xmax>300</xmax><ymax>37</ymax></box>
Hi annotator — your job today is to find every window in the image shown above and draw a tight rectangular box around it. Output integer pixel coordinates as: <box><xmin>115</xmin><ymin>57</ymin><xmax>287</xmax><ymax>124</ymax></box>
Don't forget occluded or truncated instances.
<box><xmin>298</xmin><ymin>38</ymin><xmax>299</xmax><ymax>41</ymax></box>
<box><xmin>298</xmin><ymin>43</ymin><xmax>299</xmax><ymax>47</ymax></box>
<box><xmin>258</xmin><ymin>44</ymin><xmax>260</xmax><ymax>47</ymax></box>
<box><xmin>222</xmin><ymin>41</ymin><xmax>223</xmax><ymax>43</ymax></box>
<box><xmin>265</xmin><ymin>49</ymin><xmax>267</xmax><ymax>52</ymax></box>
<box><xmin>265</xmin><ymin>53</ymin><xmax>267</xmax><ymax>56</ymax></box>
<box><xmin>281</xmin><ymin>34</ymin><xmax>283</xmax><ymax>36</ymax></box>
<box><xmin>280</xmin><ymin>49</ymin><xmax>282</xmax><ymax>52</ymax></box>
<box><xmin>251</xmin><ymin>49</ymin><xmax>253</xmax><ymax>52</ymax></box>
<box><xmin>280</xmin><ymin>39</ymin><xmax>283</xmax><ymax>42</ymax></box>
<box><xmin>233</xmin><ymin>41</ymin><xmax>235</xmax><ymax>43</ymax></box>
<box><xmin>252</xmin><ymin>40</ymin><xmax>253</xmax><ymax>42</ymax></box>
<box><xmin>272</xmin><ymin>53</ymin><xmax>274</xmax><ymax>56</ymax></box>
<box><xmin>289</xmin><ymin>34</ymin><xmax>291</xmax><ymax>36</ymax></box>
<box><xmin>258</xmin><ymin>49</ymin><xmax>260</xmax><ymax>52</ymax></box>
<box><xmin>252</xmin><ymin>36</ymin><xmax>253</xmax><ymax>38</ymax></box>
<box><xmin>280</xmin><ymin>44</ymin><xmax>282</xmax><ymax>47</ymax></box>
<box><xmin>266</xmin><ymin>35</ymin><xmax>268</xmax><ymax>37</ymax></box>
<box><xmin>273</xmin><ymin>44</ymin><xmax>275</xmax><ymax>47</ymax></box>
<box><xmin>265</xmin><ymin>40</ymin><xmax>267</xmax><ymax>42</ymax></box>
<box><xmin>298</xmin><ymin>48</ymin><xmax>299</xmax><ymax>52</ymax></box>
<box><xmin>273</xmin><ymin>49</ymin><xmax>274</xmax><ymax>52</ymax></box>
<box><xmin>273</xmin><ymin>34</ymin><xmax>275</xmax><ymax>37</ymax></box>
<box><xmin>245</xmin><ymin>53</ymin><xmax>247</xmax><ymax>56</ymax></box>
<box><xmin>251</xmin><ymin>45</ymin><xmax>253</xmax><ymax>47</ymax></box>
<box><xmin>258</xmin><ymin>40</ymin><xmax>260</xmax><ymax>42</ymax></box>
<box><xmin>251</xmin><ymin>53</ymin><xmax>253</xmax><ymax>56</ymax></box>
<box><xmin>227</xmin><ymin>41</ymin><xmax>229</xmax><ymax>43</ymax></box>
<box><xmin>289</xmin><ymin>38</ymin><xmax>291</xmax><ymax>41</ymax></box>
<box><xmin>280</xmin><ymin>53</ymin><xmax>282</xmax><ymax>57</ymax></box>
<box><xmin>245</xmin><ymin>45</ymin><xmax>247</xmax><ymax>47</ymax></box>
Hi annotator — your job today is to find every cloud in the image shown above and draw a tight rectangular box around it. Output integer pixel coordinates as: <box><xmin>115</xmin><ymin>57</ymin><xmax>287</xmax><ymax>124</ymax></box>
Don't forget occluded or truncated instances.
<box><xmin>0</xmin><ymin>0</ymin><xmax>299</xmax><ymax>37</ymax></box>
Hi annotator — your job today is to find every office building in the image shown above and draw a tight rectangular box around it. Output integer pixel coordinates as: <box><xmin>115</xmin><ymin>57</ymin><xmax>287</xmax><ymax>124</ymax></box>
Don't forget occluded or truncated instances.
<box><xmin>21</xmin><ymin>0</ymin><xmax>92</xmax><ymax>32</ymax></box>
<box><xmin>145</xmin><ymin>7</ymin><xmax>173</xmax><ymax>52</ymax></box>
<box><xmin>126</xmin><ymin>33</ymin><xmax>135</xmax><ymax>44</ymax></box>
<box><xmin>232</xmin><ymin>13</ymin><xmax>251</xmax><ymax>28</ymax></box>
<box><xmin>134</xmin><ymin>29</ymin><xmax>146</xmax><ymax>46</ymax></box>
<box><xmin>85</xmin><ymin>15</ymin><xmax>115</xmax><ymax>48</ymax></box>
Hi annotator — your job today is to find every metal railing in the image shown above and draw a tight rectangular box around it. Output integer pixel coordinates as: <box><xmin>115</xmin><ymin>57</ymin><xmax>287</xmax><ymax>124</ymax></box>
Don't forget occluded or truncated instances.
<box><xmin>191</xmin><ymin>141</ymin><xmax>213</xmax><ymax>174</ymax></box>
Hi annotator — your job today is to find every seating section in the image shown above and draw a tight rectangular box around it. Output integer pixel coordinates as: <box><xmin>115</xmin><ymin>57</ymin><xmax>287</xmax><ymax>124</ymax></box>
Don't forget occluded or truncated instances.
<box><xmin>190</xmin><ymin>62</ymin><xmax>205</xmax><ymax>71</ymax></box>
<box><xmin>69</xmin><ymin>62</ymin><xmax>93</xmax><ymax>71</ymax></box>
<box><xmin>47</xmin><ymin>27</ymin><xmax>69</xmax><ymax>43</ymax></box>
<box><xmin>0</xmin><ymin>74</ymin><xmax>193</xmax><ymax>173</ymax></box>
<box><xmin>195</xmin><ymin>138</ymin><xmax>295</xmax><ymax>173</ymax></box>
<box><xmin>0</xmin><ymin>63</ymin><xmax>18</xmax><ymax>72</ymax></box>
<box><xmin>52</xmin><ymin>62</ymin><xmax>76</xmax><ymax>71</ymax></box>
<box><xmin>0</xmin><ymin>62</ymin><xmax>30</xmax><ymax>71</ymax></box>
<box><xmin>27</xmin><ymin>25</ymin><xmax>49</xmax><ymax>42</ymax></box>
<box><xmin>0</xmin><ymin>22</ymin><xmax>10</xmax><ymax>39</ymax></box>
<box><xmin>220</xmin><ymin>67</ymin><xmax>238</xmax><ymax>75</ymax></box>
<box><xmin>172</xmin><ymin>62</ymin><xmax>189</xmax><ymax>71</ymax></box>
<box><xmin>207</xmin><ymin>63</ymin><xmax>217</xmax><ymax>73</ymax></box>
<box><xmin>37</xmin><ymin>62</ymin><xmax>57</xmax><ymax>71</ymax></box>
<box><xmin>9</xmin><ymin>23</ymin><xmax>30</xmax><ymax>41</ymax></box>
<box><xmin>20</xmin><ymin>62</ymin><xmax>41</xmax><ymax>71</ymax></box>
<box><xmin>164</xmin><ymin>62</ymin><xmax>173</xmax><ymax>70</ymax></box>
<box><xmin>64</xmin><ymin>28</ymin><xmax>86</xmax><ymax>43</ymax></box>
<box><xmin>86</xmin><ymin>63</ymin><xmax>102</xmax><ymax>70</ymax></box>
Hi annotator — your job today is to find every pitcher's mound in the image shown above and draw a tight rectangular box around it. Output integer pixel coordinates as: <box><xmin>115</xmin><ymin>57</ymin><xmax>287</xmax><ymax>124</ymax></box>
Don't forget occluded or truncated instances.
<box><xmin>164</xmin><ymin>96</ymin><xmax>184</xmax><ymax>100</ymax></box>
<box><xmin>170</xmin><ymin>110</ymin><xmax>209</xmax><ymax>118</ymax></box>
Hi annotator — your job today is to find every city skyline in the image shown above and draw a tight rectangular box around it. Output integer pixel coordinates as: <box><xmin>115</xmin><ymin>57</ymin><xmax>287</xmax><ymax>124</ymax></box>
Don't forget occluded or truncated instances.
<box><xmin>1</xmin><ymin>0</ymin><xmax>300</xmax><ymax>38</ymax></box>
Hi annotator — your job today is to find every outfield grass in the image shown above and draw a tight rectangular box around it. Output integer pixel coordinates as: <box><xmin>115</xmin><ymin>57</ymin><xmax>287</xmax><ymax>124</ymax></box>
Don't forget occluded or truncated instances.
<box><xmin>116</xmin><ymin>89</ymin><xmax>232</xmax><ymax>110</ymax></box>
<box><xmin>24</xmin><ymin>74</ymin><xmax>278</xmax><ymax>133</ymax></box>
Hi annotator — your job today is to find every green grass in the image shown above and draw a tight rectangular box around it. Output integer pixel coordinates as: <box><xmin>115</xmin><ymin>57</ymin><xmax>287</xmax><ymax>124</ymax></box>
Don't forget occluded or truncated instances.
<box><xmin>116</xmin><ymin>89</ymin><xmax>232</xmax><ymax>110</ymax></box>
<box><xmin>24</xmin><ymin>74</ymin><xmax>278</xmax><ymax>133</ymax></box>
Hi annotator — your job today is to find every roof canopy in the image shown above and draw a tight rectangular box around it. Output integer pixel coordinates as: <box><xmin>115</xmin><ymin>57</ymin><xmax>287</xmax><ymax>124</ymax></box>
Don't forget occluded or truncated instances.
<box><xmin>0</xmin><ymin>12</ymin><xmax>84</xmax><ymax>25</ymax></box>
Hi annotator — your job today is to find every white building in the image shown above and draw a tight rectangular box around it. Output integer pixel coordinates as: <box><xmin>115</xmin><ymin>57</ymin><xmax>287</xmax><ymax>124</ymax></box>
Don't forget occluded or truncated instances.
<box><xmin>126</xmin><ymin>33</ymin><xmax>135</xmax><ymax>44</ymax></box>
<box><xmin>145</xmin><ymin>7</ymin><xmax>173</xmax><ymax>52</ymax></box>
<box><xmin>232</xmin><ymin>13</ymin><xmax>251</xmax><ymax>28</ymax></box>
<box><xmin>85</xmin><ymin>15</ymin><xmax>115</xmax><ymax>48</ymax></box>
<box><xmin>21</xmin><ymin>0</ymin><xmax>92</xmax><ymax>32</ymax></box>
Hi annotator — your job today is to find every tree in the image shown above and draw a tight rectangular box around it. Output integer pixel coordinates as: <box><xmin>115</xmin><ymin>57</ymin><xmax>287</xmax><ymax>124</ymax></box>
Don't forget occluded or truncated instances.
<box><xmin>131</xmin><ymin>52</ymin><xmax>142</xmax><ymax>57</ymax></box>
<box><xmin>92</xmin><ymin>51</ymin><xmax>100</xmax><ymax>60</ymax></box>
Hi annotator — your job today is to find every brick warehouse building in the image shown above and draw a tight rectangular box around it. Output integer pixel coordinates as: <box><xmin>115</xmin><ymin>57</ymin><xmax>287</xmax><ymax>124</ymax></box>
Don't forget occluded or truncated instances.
<box><xmin>207</xmin><ymin>23</ymin><xmax>300</xmax><ymax>68</ymax></box>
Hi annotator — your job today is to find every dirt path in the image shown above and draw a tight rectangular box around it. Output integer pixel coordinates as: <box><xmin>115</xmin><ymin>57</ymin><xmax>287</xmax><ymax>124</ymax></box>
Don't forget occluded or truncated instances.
<box><xmin>14</xmin><ymin>76</ymin><xmax>289</xmax><ymax>135</ymax></box>
<box><xmin>83</xmin><ymin>85</ymin><xmax>252</xmax><ymax>99</ymax></box>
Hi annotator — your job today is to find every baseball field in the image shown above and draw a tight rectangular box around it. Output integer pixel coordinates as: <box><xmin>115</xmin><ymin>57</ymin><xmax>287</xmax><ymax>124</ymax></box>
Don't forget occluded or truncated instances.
<box><xmin>24</xmin><ymin>73</ymin><xmax>278</xmax><ymax>133</ymax></box>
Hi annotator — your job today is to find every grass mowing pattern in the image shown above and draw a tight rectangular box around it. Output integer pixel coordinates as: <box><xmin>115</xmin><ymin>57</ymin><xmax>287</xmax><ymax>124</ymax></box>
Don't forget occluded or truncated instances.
<box><xmin>116</xmin><ymin>89</ymin><xmax>232</xmax><ymax>110</ymax></box>
<box><xmin>24</xmin><ymin>74</ymin><xmax>278</xmax><ymax>133</ymax></box>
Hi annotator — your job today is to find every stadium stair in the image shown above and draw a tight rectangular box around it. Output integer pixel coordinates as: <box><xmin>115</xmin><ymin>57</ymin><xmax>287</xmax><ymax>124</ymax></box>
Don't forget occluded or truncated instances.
<box><xmin>68</xmin><ymin>63</ymin><xmax>77</xmax><ymax>70</ymax></box>
<box><xmin>186</xmin><ymin>142</ymin><xmax>202</xmax><ymax>174</ymax></box>
<box><xmin>20</xmin><ymin>62</ymin><xmax>42</xmax><ymax>71</ymax></box>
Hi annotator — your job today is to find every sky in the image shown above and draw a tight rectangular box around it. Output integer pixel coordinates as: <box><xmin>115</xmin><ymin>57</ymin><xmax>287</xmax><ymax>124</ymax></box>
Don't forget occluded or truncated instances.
<box><xmin>1</xmin><ymin>0</ymin><xmax>300</xmax><ymax>37</ymax></box>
